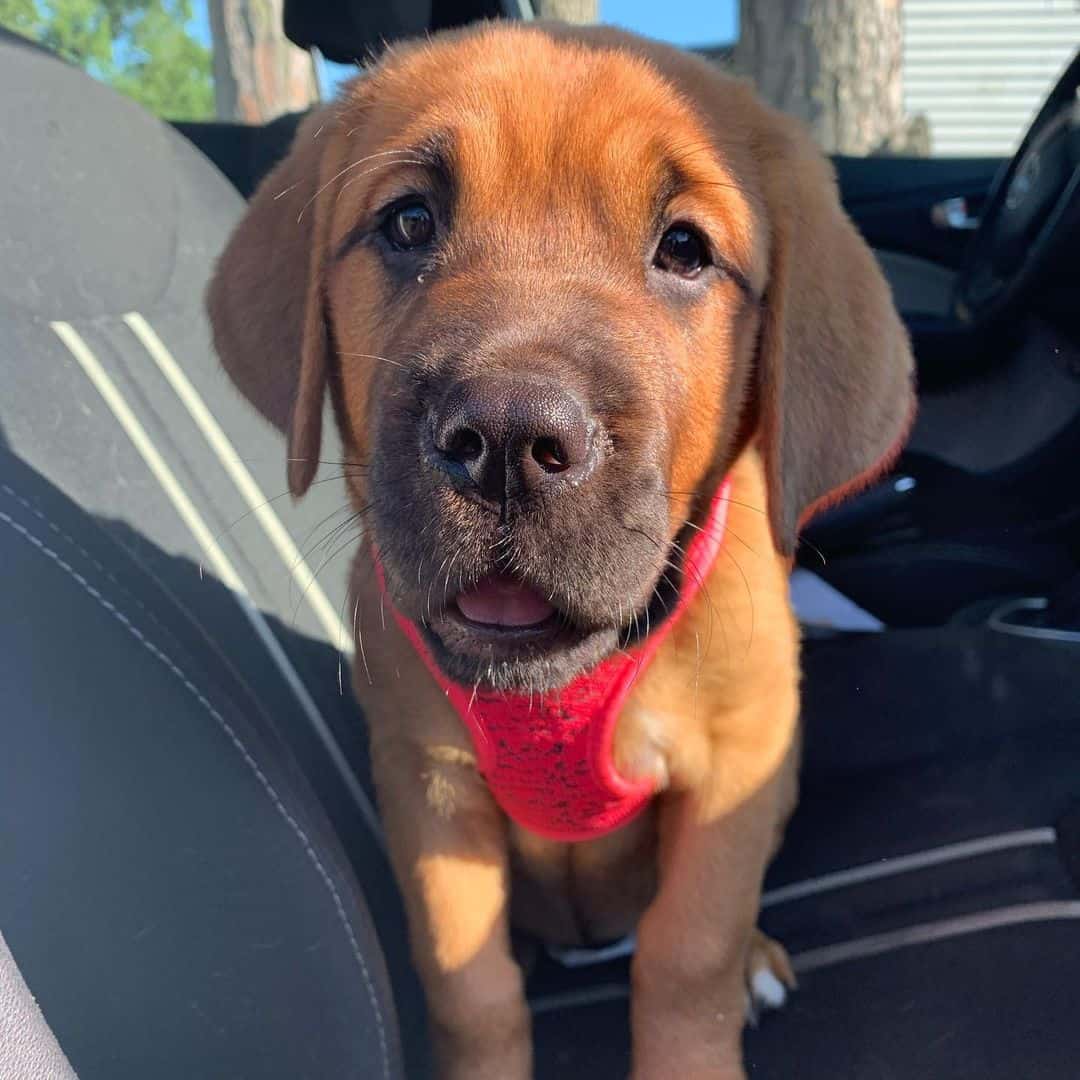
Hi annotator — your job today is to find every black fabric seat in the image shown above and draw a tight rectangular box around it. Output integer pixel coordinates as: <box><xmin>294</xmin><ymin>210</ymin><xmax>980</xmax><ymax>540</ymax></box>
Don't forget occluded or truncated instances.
<box><xmin>0</xmin><ymin>449</ymin><xmax>405</xmax><ymax>1079</ymax></box>
<box><xmin>3</xmin><ymin>18</ymin><xmax>1080</xmax><ymax>1080</ymax></box>
<box><xmin>0</xmin><ymin>29</ymin><xmax>426</xmax><ymax>1080</ymax></box>
<box><xmin>534</xmin><ymin>920</ymin><xmax>1080</xmax><ymax>1079</ymax></box>
<box><xmin>524</xmin><ymin>622</ymin><xmax>1080</xmax><ymax>1077</ymax></box>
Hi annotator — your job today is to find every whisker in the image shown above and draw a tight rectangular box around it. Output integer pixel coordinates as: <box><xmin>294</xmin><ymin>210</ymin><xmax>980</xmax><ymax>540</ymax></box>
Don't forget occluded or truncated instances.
<box><xmin>660</xmin><ymin>488</ymin><xmax>768</xmax><ymax>517</ymax></box>
<box><xmin>292</xmin><ymin>520</ymin><xmax>367</xmax><ymax>626</ymax></box>
<box><xmin>210</xmin><ymin>472</ymin><xmax>351</xmax><ymax>546</ymax></box>
<box><xmin>718</xmin><ymin>545</ymin><xmax>755</xmax><ymax>656</ymax></box>
<box><xmin>336</xmin><ymin>159</ymin><xmax>429</xmax><ymax>202</ymax></box>
<box><xmin>798</xmin><ymin>534</ymin><xmax>828</xmax><ymax>566</ymax></box>
<box><xmin>467</xmin><ymin>655</ymin><xmax>485</xmax><ymax>713</ymax></box>
<box><xmin>299</xmin><ymin>508</ymin><xmax>366</xmax><ymax>572</ymax></box>
<box><xmin>338</xmin><ymin>351</ymin><xmax>409</xmax><ymax>370</ymax></box>
<box><xmin>427</xmin><ymin>550</ymin><xmax>454</xmax><ymax>622</ymax></box>
<box><xmin>682</xmin><ymin>515</ymin><xmax>759</xmax><ymax>558</ymax></box>
<box><xmin>723</xmin><ymin>522</ymin><xmax>758</xmax><ymax>558</ymax></box>
<box><xmin>626</xmin><ymin>520</ymin><xmax>724</xmax><ymax>659</ymax></box>
<box><xmin>443</xmin><ymin>549</ymin><xmax>463</xmax><ymax>608</ymax></box>
<box><xmin>284</xmin><ymin>456</ymin><xmax>370</xmax><ymax>471</ymax></box>
<box><xmin>291</xmin><ymin>498</ymin><xmax>377</xmax><ymax>613</ymax></box>
<box><xmin>297</xmin><ymin>502</ymin><xmax>362</xmax><ymax>561</ymax></box>
<box><xmin>694</xmin><ymin>629</ymin><xmax>702</xmax><ymax>722</ymax></box>
<box><xmin>353</xmin><ymin>593</ymin><xmax>373</xmax><ymax>686</ymax></box>
<box><xmin>296</xmin><ymin>151</ymin><xmax>425</xmax><ymax>221</ymax></box>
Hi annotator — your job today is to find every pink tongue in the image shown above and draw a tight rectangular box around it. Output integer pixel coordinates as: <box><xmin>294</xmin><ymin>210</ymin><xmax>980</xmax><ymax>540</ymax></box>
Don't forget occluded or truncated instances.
<box><xmin>455</xmin><ymin>575</ymin><xmax>555</xmax><ymax>628</ymax></box>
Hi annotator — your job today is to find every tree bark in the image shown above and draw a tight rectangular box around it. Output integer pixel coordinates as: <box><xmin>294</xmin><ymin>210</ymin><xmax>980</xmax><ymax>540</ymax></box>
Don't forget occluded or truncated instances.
<box><xmin>734</xmin><ymin>0</ymin><xmax>926</xmax><ymax>155</ymax></box>
<box><xmin>209</xmin><ymin>0</ymin><xmax>318</xmax><ymax>123</ymax></box>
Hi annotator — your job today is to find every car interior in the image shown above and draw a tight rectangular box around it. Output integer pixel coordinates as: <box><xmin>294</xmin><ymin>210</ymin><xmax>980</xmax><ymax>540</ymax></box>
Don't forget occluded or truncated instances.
<box><xmin>2</xmin><ymin>2</ymin><xmax>1079</xmax><ymax>1077</ymax></box>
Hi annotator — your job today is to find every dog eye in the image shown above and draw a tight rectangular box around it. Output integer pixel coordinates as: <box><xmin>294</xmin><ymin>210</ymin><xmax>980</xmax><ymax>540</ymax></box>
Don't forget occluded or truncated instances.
<box><xmin>654</xmin><ymin>225</ymin><xmax>708</xmax><ymax>277</ymax></box>
<box><xmin>384</xmin><ymin>202</ymin><xmax>435</xmax><ymax>250</ymax></box>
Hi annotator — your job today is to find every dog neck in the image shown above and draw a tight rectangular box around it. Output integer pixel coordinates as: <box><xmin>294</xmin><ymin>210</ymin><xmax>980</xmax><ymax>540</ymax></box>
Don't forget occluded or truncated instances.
<box><xmin>375</xmin><ymin>478</ymin><xmax>732</xmax><ymax>842</ymax></box>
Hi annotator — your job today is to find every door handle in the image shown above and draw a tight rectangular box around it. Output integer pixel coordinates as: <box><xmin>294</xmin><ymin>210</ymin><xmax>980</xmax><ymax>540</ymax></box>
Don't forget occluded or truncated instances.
<box><xmin>931</xmin><ymin>196</ymin><xmax>980</xmax><ymax>231</ymax></box>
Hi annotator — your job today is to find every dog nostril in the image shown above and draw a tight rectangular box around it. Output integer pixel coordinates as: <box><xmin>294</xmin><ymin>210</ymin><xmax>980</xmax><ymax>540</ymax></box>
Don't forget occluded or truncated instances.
<box><xmin>446</xmin><ymin>427</ymin><xmax>484</xmax><ymax>463</ymax></box>
<box><xmin>531</xmin><ymin>437</ymin><xmax>570</xmax><ymax>474</ymax></box>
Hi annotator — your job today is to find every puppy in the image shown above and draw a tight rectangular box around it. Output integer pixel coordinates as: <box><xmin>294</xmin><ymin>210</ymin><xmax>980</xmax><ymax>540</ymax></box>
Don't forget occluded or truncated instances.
<box><xmin>208</xmin><ymin>22</ymin><xmax>914</xmax><ymax>1080</ymax></box>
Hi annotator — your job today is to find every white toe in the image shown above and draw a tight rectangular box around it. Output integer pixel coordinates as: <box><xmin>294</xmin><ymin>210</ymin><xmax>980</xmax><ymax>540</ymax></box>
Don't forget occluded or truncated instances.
<box><xmin>750</xmin><ymin>966</ymin><xmax>788</xmax><ymax>1010</ymax></box>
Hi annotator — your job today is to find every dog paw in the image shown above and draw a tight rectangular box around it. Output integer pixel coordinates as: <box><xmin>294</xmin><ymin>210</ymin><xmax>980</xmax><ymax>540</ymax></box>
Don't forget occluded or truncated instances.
<box><xmin>744</xmin><ymin>930</ymin><xmax>796</xmax><ymax>1026</ymax></box>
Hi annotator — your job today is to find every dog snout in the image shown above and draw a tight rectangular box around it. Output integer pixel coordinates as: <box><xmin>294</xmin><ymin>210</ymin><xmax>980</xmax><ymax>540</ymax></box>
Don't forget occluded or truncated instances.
<box><xmin>430</xmin><ymin>375</ymin><xmax>597</xmax><ymax>504</ymax></box>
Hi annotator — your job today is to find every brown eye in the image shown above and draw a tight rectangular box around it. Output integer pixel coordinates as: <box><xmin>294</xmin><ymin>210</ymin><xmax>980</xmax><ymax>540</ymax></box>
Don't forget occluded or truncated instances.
<box><xmin>655</xmin><ymin>225</ymin><xmax>708</xmax><ymax>277</ymax></box>
<box><xmin>385</xmin><ymin>202</ymin><xmax>434</xmax><ymax>249</ymax></box>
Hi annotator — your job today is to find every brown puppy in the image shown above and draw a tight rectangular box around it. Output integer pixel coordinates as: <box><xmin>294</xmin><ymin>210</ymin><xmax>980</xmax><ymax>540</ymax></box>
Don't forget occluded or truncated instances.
<box><xmin>208</xmin><ymin>22</ymin><xmax>913</xmax><ymax>1080</ymax></box>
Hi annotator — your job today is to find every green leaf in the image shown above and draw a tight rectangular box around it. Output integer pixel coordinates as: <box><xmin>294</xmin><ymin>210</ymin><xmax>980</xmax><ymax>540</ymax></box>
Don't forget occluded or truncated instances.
<box><xmin>0</xmin><ymin>0</ymin><xmax>214</xmax><ymax>120</ymax></box>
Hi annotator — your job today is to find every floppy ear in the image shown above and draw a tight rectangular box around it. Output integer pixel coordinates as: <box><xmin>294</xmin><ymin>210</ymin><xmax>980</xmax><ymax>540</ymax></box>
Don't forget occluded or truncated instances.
<box><xmin>206</xmin><ymin>107</ymin><xmax>348</xmax><ymax>498</ymax></box>
<box><xmin>752</xmin><ymin>115</ymin><xmax>916</xmax><ymax>555</ymax></box>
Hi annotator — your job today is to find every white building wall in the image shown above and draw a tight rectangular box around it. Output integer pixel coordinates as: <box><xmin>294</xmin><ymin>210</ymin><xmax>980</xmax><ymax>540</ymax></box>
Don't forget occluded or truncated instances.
<box><xmin>904</xmin><ymin>0</ymin><xmax>1080</xmax><ymax>155</ymax></box>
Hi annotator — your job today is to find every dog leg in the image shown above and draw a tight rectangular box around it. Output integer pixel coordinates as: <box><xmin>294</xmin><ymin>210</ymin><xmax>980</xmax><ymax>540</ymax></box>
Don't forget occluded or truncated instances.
<box><xmin>372</xmin><ymin>739</ymin><xmax>531</xmax><ymax>1080</ymax></box>
<box><xmin>745</xmin><ymin>761</ymin><xmax>799</xmax><ymax>1024</ymax></box>
<box><xmin>628</xmin><ymin>740</ymin><xmax>795</xmax><ymax>1080</ymax></box>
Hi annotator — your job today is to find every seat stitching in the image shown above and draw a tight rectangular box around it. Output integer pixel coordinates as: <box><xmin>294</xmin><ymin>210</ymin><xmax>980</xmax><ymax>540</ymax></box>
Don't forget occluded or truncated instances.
<box><xmin>2</xmin><ymin>474</ymin><xmax>387</xmax><ymax>853</ymax></box>
<box><xmin>1</xmin><ymin>478</ymin><xmax>312</xmax><ymax>774</ymax></box>
<box><xmin>1</xmin><ymin>481</ymin><xmax>170</xmax><ymax>637</ymax></box>
<box><xmin>0</xmin><ymin>506</ymin><xmax>392</xmax><ymax>1080</ymax></box>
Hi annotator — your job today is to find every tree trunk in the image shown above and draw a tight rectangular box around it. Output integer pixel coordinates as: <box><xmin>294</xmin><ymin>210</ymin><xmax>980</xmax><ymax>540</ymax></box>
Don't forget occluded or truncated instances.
<box><xmin>209</xmin><ymin>0</ymin><xmax>318</xmax><ymax>123</ymax></box>
<box><xmin>734</xmin><ymin>0</ymin><xmax>927</xmax><ymax>155</ymax></box>
<box><xmin>532</xmin><ymin>0</ymin><xmax>597</xmax><ymax>23</ymax></box>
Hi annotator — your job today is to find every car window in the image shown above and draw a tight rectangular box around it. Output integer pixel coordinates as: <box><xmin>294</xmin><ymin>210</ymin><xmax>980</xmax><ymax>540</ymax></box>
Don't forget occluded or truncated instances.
<box><xmin>324</xmin><ymin>1</ymin><xmax>1080</xmax><ymax>159</ymax></box>
<box><xmin>2</xmin><ymin>0</ymin><xmax>1076</xmax><ymax>152</ymax></box>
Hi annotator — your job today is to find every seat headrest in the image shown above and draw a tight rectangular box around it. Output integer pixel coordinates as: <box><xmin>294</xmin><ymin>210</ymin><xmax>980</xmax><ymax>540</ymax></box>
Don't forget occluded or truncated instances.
<box><xmin>284</xmin><ymin>0</ymin><xmax>505</xmax><ymax>65</ymax></box>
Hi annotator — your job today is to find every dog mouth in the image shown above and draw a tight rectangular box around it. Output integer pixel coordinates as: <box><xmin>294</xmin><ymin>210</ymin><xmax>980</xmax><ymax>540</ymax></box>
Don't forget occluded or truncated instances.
<box><xmin>371</xmin><ymin>469</ymin><xmax>674</xmax><ymax>689</ymax></box>
<box><xmin>437</xmin><ymin>573</ymin><xmax>578</xmax><ymax>657</ymax></box>
<box><xmin>452</xmin><ymin>574</ymin><xmax>557</xmax><ymax>633</ymax></box>
<box><xmin>421</xmin><ymin>570</ymin><xmax>606</xmax><ymax>679</ymax></box>
<box><xmin>382</xmin><ymin>543</ymin><xmax>672</xmax><ymax>690</ymax></box>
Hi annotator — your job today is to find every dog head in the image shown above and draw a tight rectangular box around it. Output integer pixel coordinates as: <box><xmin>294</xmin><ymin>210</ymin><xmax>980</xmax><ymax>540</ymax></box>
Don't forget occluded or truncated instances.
<box><xmin>207</xmin><ymin>23</ymin><xmax>913</xmax><ymax>692</ymax></box>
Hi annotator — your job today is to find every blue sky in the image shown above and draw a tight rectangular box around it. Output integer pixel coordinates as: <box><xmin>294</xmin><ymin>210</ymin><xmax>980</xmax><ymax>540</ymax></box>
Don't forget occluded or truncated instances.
<box><xmin>188</xmin><ymin>2</ymin><xmax>211</xmax><ymax>47</ymax></box>
<box><xmin>601</xmin><ymin>0</ymin><xmax>737</xmax><ymax>49</ymax></box>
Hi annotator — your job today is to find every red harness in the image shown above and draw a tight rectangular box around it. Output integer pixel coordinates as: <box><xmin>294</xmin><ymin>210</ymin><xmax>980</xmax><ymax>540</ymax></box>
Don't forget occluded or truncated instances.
<box><xmin>379</xmin><ymin>479</ymin><xmax>731</xmax><ymax>842</ymax></box>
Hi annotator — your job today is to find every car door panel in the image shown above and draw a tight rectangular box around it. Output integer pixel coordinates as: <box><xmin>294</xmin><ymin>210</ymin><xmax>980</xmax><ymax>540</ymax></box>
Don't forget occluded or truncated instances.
<box><xmin>833</xmin><ymin>155</ymin><xmax>1005</xmax><ymax>267</ymax></box>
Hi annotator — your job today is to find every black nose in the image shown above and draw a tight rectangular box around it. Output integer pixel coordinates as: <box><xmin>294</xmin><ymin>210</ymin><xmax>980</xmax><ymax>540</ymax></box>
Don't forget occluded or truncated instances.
<box><xmin>430</xmin><ymin>375</ymin><xmax>596</xmax><ymax>504</ymax></box>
